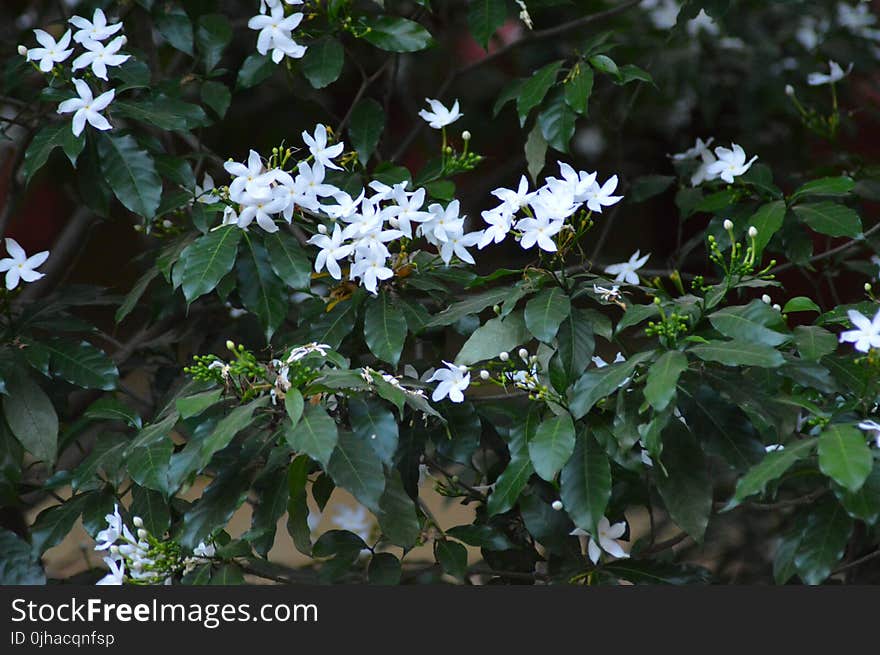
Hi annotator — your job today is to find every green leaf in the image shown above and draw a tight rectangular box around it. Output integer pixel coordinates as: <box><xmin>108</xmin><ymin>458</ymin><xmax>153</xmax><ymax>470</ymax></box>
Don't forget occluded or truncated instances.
<box><xmin>730</xmin><ymin>438</ymin><xmax>817</xmax><ymax>505</ymax></box>
<box><xmin>364</xmin><ymin>291</ymin><xmax>408</xmax><ymax>366</ymax></box>
<box><xmin>467</xmin><ymin>0</ymin><xmax>507</xmax><ymax>49</ymax></box>
<box><xmin>560</xmin><ymin>432</ymin><xmax>610</xmax><ymax>533</ymax></box>
<box><xmin>783</xmin><ymin>296</ymin><xmax>821</xmax><ymax>314</ymax></box>
<box><xmin>434</xmin><ymin>539</ymin><xmax>468</xmax><ymax>580</ymax></box>
<box><xmin>528</xmin><ymin>413</ymin><xmax>576</xmax><ymax>481</ymax></box>
<box><xmin>425</xmin><ymin>286</ymin><xmax>514</xmax><ymax>327</ymax></box>
<box><xmin>156</xmin><ymin>10</ymin><xmax>193</xmax><ymax>55</ymax></box>
<box><xmin>568</xmin><ymin>352</ymin><xmax>651</xmax><ymax>419</ymax></box>
<box><xmin>178</xmin><ymin>471</ymin><xmax>251</xmax><ymax>549</ymax></box>
<box><xmin>348</xmin><ymin>98</ymin><xmax>385</xmax><ymax>166</ymax></box>
<box><xmin>287</xmin><ymin>455</ymin><xmax>314</xmax><ymax>555</ymax></box>
<box><xmin>114</xmin><ymin>97</ymin><xmax>208</xmax><ymax>131</ymax></box>
<box><xmin>3</xmin><ymin>370</ymin><xmax>57</xmax><ymax>465</ymax></box>
<box><xmin>629</xmin><ymin>175</ymin><xmax>674</xmax><ymax>203</ymax></box>
<box><xmin>197</xmin><ymin>397</ymin><xmax>268</xmax><ymax>471</ymax></box>
<box><xmin>524</xmin><ymin>122</ymin><xmax>547</xmax><ymax>183</ymax></box>
<box><xmin>538</xmin><ymin>92</ymin><xmax>576</xmax><ymax>152</ymax></box>
<box><xmin>655</xmin><ymin>422</ymin><xmax>712</xmax><ymax>542</ymax></box>
<box><xmin>179</xmin><ymin>226</ymin><xmax>242</xmax><ymax>303</ymax></box>
<box><xmin>588</xmin><ymin>54</ymin><xmax>619</xmax><ymax>77</ymax></box>
<box><xmin>43</xmin><ymin>339</ymin><xmax>119</xmax><ymax>390</ymax></box>
<box><xmin>836</xmin><ymin>461</ymin><xmax>880</xmax><ymax>525</ymax></box>
<box><xmin>793</xmin><ymin>326</ymin><xmax>838</xmax><ymax>361</ymax></box>
<box><xmin>115</xmin><ymin>268</ymin><xmax>158</xmax><ymax>323</ymax></box>
<box><xmin>377</xmin><ymin>472</ymin><xmax>419</xmax><ymax>548</ymax></box>
<box><xmin>525</xmin><ymin>287</ymin><xmax>571</xmax><ymax>343</ymax></box>
<box><xmin>127</xmin><ymin>436</ymin><xmax>173</xmax><ymax>496</ymax></box>
<box><xmin>30</xmin><ymin>494</ymin><xmax>91</xmax><ymax>554</ymax></box>
<box><xmin>793</xmin><ymin>202</ymin><xmax>862</xmax><ymax>238</ymax></box>
<box><xmin>517</xmin><ymin>61</ymin><xmax>563</xmax><ymax>125</ymax></box>
<box><xmin>488</xmin><ymin>420</ymin><xmax>535</xmax><ymax>516</ymax></box>
<box><xmin>689</xmin><ymin>340</ymin><xmax>785</xmax><ymax>368</ymax></box>
<box><xmin>131</xmin><ymin>485</ymin><xmax>170</xmax><ymax>536</ymax></box>
<box><xmin>84</xmin><ymin>397</ymin><xmax>142</xmax><ymax>429</ymax></box>
<box><xmin>746</xmin><ymin>200</ymin><xmax>785</xmax><ymax>258</ymax></box>
<box><xmin>201</xmin><ymin>80</ymin><xmax>231</xmax><ymax>118</ymax></box>
<box><xmin>23</xmin><ymin>121</ymin><xmax>83</xmax><ymax>183</ymax></box>
<box><xmin>708</xmin><ymin>300</ymin><xmax>790</xmax><ymax>347</ymax></box>
<box><xmin>284</xmin><ymin>389</ymin><xmax>304</xmax><ymax>429</ymax></box>
<box><xmin>264</xmin><ymin>230</ymin><xmax>311</xmax><ymax>290</ymax></box>
<box><xmin>551</xmin><ymin>308</ymin><xmax>595</xmax><ymax>388</ymax></box>
<box><xmin>97</xmin><ymin>133</ymin><xmax>162</xmax><ymax>219</ymax></box>
<box><xmin>644</xmin><ymin>350</ymin><xmax>687</xmax><ymax>412</ymax></box>
<box><xmin>794</xmin><ymin>499</ymin><xmax>852</xmax><ymax>585</ymax></box>
<box><xmin>285</xmin><ymin>405</ymin><xmax>338</xmax><ymax>467</ymax></box>
<box><xmin>368</xmin><ymin>552</ymin><xmax>401</xmax><ymax>584</ymax></box>
<box><xmin>349</xmin><ymin>397</ymin><xmax>398</xmax><ymax>465</ymax></box>
<box><xmin>790</xmin><ymin>176</ymin><xmax>855</xmax><ymax>202</ymax></box>
<box><xmin>176</xmin><ymin>389</ymin><xmax>222</xmax><ymax>419</ymax></box>
<box><xmin>818</xmin><ymin>424</ymin><xmax>872</xmax><ymax>493</ymax></box>
<box><xmin>237</xmin><ymin>234</ymin><xmax>288</xmax><ymax>342</ymax></box>
<box><xmin>447</xmin><ymin>524</ymin><xmax>514</xmax><ymax>550</ymax></box>
<box><xmin>327</xmin><ymin>430</ymin><xmax>385</xmax><ymax>512</ymax></box>
<box><xmin>236</xmin><ymin>53</ymin><xmax>275</xmax><ymax>89</ymax></box>
<box><xmin>361</xmin><ymin>17</ymin><xmax>434</xmax><ymax>53</ymax></box>
<box><xmin>0</xmin><ymin>529</ymin><xmax>45</xmax><ymax>584</ymax></box>
<box><xmin>196</xmin><ymin>14</ymin><xmax>232</xmax><ymax>71</ymax></box>
<box><xmin>301</xmin><ymin>37</ymin><xmax>344</xmax><ymax>89</ymax></box>
<box><xmin>455</xmin><ymin>311</ymin><xmax>531</xmax><ymax>366</ymax></box>
<box><xmin>603</xmin><ymin>560</ymin><xmax>712</xmax><ymax>585</ymax></box>
<box><xmin>563</xmin><ymin>62</ymin><xmax>593</xmax><ymax>115</ymax></box>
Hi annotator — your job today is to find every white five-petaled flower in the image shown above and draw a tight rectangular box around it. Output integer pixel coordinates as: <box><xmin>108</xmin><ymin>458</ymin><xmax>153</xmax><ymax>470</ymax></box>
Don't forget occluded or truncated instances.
<box><xmin>807</xmin><ymin>60</ymin><xmax>853</xmax><ymax>86</ymax></box>
<box><xmin>248</xmin><ymin>4</ymin><xmax>306</xmax><ymax>63</ymax></box>
<box><xmin>439</xmin><ymin>226</ymin><xmax>483</xmax><ymax>265</ymax></box>
<box><xmin>302</xmin><ymin>124</ymin><xmax>345</xmax><ymax>170</ymax></box>
<box><xmin>0</xmin><ymin>238</ymin><xmax>49</xmax><ymax>291</ymax></box>
<box><xmin>195</xmin><ymin>173</ymin><xmax>220</xmax><ymax>204</ymax></box>
<box><xmin>70</xmin><ymin>8</ymin><xmax>124</xmax><ymax>44</ymax></box>
<box><xmin>71</xmin><ymin>35</ymin><xmax>129</xmax><ymax>80</ymax></box>
<box><xmin>418</xmin><ymin>98</ymin><xmax>463</xmax><ymax>129</ymax></box>
<box><xmin>96</xmin><ymin>556</ymin><xmax>126</xmax><ymax>585</ymax></box>
<box><xmin>858</xmin><ymin>420</ymin><xmax>880</xmax><ymax>448</ymax></box>
<box><xmin>671</xmin><ymin>136</ymin><xmax>715</xmax><ymax>161</ymax></box>
<box><xmin>706</xmin><ymin>143</ymin><xmax>758</xmax><ymax>184</ymax></box>
<box><xmin>839</xmin><ymin>307</ymin><xmax>880</xmax><ymax>353</ymax></box>
<box><xmin>516</xmin><ymin>214</ymin><xmax>563</xmax><ymax>252</ymax></box>
<box><xmin>308</xmin><ymin>224</ymin><xmax>354</xmax><ymax>279</ymax></box>
<box><xmin>604</xmin><ymin>250</ymin><xmax>649</xmax><ymax>285</ymax></box>
<box><xmin>57</xmin><ymin>78</ymin><xmax>114</xmax><ymax>137</ymax></box>
<box><xmin>570</xmin><ymin>516</ymin><xmax>630</xmax><ymax>564</ymax></box>
<box><xmin>350</xmin><ymin>251</ymin><xmax>394</xmax><ymax>294</ymax></box>
<box><xmin>26</xmin><ymin>29</ymin><xmax>74</xmax><ymax>72</ymax></box>
<box><xmin>428</xmin><ymin>361</ymin><xmax>471</xmax><ymax>403</ymax></box>
<box><xmin>584</xmin><ymin>175</ymin><xmax>623</xmax><ymax>213</ymax></box>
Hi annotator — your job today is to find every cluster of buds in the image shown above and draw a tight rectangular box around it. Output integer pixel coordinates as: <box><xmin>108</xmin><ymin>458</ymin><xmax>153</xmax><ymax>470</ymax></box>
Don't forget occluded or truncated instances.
<box><xmin>708</xmin><ymin>221</ymin><xmax>775</xmax><ymax>283</ymax></box>
<box><xmin>476</xmin><ymin>347</ymin><xmax>563</xmax><ymax>404</ymax></box>
<box><xmin>441</xmin><ymin>130</ymin><xmax>483</xmax><ymax>176</ymax></box>
<box><xmin>645</xmin><ymin>297</ymin><xmax>691</xmax><ymax>347</ymax></box>
<box><xmin>271</xmin><ymin>342</ymin><xmax>329</xmax><ymax>401</ymax></box>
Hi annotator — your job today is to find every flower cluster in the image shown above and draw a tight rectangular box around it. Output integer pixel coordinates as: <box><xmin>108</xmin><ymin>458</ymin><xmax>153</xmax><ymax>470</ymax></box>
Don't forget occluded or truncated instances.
<box><xmin>671</xmin><ymin>138</ymin><xmax>758</xmax><ymax>186</ymax></box>
<box><xmin>20</xmin><ymin>8</ymin><xmax>130</xmax><ymax>137</ymax></box>
<box><xmin>0</xmin><ymin>238</ymin><xmax>49</xmax><ymax>291</ymax></box>
<box><xmin>248</xmin><ymin>0</ymin><xmax>307</xmax><ymax>63</ymax></box>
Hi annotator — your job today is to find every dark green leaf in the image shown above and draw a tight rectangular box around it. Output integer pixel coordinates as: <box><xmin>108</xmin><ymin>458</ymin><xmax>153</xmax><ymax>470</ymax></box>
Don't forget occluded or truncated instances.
<box><xmin>264</xmin><ymin>230</ymin><xmax>311</xmax><ymax>290</ymax></box>
<box><xmin>196</xmin><ymin>14</ymin><xmax>232</xmax><ymax>71</ymax></box>
<box><xmin>179</xmin><ymin>226</ymin><xmax>242</xmax><ymax>302</ymax></box>
<box><xmin>286</xmin><ymin>405</ymin><xmax>338</xmax><ymax>467</ymax></box>
<box><xmin>655</xmin><ymin>422</ymin><xmax>712</xmax><ymax>542</ymax></box>
<box><xmin>327</xmin><ymin>430</ymin><xmax>385</xmax><ymax>512</ymax></box>
<box><xmin>3</xmin><ymin>369</ymin><xmax>57</xmax><ymax>465</ymax></box>
<box><xmin>97</xmin><ymin>133</ymin><xmax>162</xmax><ymax>219</ymax></box>
<box><xmin>818</xmin><ymin>424</ymin><xmax>872</xmax><ymax>493</ymax></box>
<box><xmin>237</xmin><ymin>234</ymin><xmax>288</xmax><ymax>342</ymax></box>
<box><xmin>528</xmin><ymin>413</ymin><xmax>576</xmax><ymax>481</ymax></box>
<box><xmin>644</xmin><ymin>350</ymin><xmax>687</xmax><ymax>412</ymax></box>
<box><xmin>560</xmin><ymin>432</ymin><xmax>610</xmax><ymax>534</ymax></box>
<box><xmin>689</xmin><ymin>340</ymin><xmax>785</xmax><ymax>368</ymax></box>
<box><xmin>517</xmin><ymin>61</ymin><xmax>563</xmax><ymax>125</ymax></box>
<box><xmin>364</xmin><ymin>291</ymin><xmax>408</xmax><ymax>366</ymax></box>
<box><xmin>454</xmin><ymin>311</ymin><xmax>531</xmax><ymax>366</ymax></box>
<box><xmin>361</xmin><ymin>17</ymin><xmax>434</xmax><ymax>52</ymax></box>
<box><xmin>793</xmin><ymin>202</ymin><xmax>862</xmax><ymax>238</ymax></box>
<box><xmin>348</xmin><ymin>98</ymin><xmax>385</xmax><ymax>166</ymax></box>
<box><xmin>301</xmin><ymin>38</ymin><xmax>344</xmax><ymax>89</ymax></box>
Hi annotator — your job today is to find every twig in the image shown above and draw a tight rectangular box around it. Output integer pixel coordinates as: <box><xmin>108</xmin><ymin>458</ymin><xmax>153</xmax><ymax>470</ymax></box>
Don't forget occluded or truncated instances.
<box><xmin>770</xmin><ymin>222</ymin><xmax>880</xmax><ymax>275</ymax></box>
<box><xmin>832</xmin><ymin>548</ymin><xmax>880</xmax><ymax>575</ymax></box>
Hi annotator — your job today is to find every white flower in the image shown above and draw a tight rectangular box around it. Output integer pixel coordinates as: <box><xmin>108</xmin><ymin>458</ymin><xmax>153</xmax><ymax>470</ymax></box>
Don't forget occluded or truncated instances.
<box><xmin>516</xmin><ymin>214</ymin><xmax>563</xmax><ymax>252</ymax></box>
<box><xmin>225</xmin><ymin>150</ymin><xmax>274</xmax><ymax>201</ymax></box>
<box><xmin>57</xmin><ymin>79</ymin><xmax>114</xmax><ymax>137</ymax></box>
<box><xmin>690</xmin><ymin>147</ymin><xmax>719</xmax><ymax>187</ymax></box>
<box><xmin>807</xmin><ymin>60</ymin><xmax>853</xmax><ymax>86</ymax></box>
<box><xmin>765</xmin><ymin>443</ymin><xmax>785</xmax><ymax>453</ymax></box>
<box><xmin>389</xmin><ymin>186</ymin><xmax>431</xmax><ymax>238</ymax></box>
<box><xmin>421</xmin><ymin>200</ymin><xmax>465</xmax><ymax>244</ymax></box>
<box><xmin>71</xmin><ymin>35</ymin><xmax>129</xmax><ymax>80</ymax></box>
<box><xmin>192</xmin><ymin>541</ymin><xmax>216</xmax><ymax>558</ymax></box>
<box><xmin>94</xmin><ymin>504</ymin><xmax>126</xmax><ymax>551</ymax></box>
<box><xmin>0</xmin><ymin>238</ymin><xmax>49</xmax><ymax>291</ymax></box>
<box><xmin>287</xmin><ymin>342</ymin><xmax>331</xmax><ymax>362</ymax></box>
<box><xmin>302</xmin><ymin>124</ymin><xmax>344</xmax><ymax>171</ymax></box>
<box><xmin>706</xmin><ymin>144</ymin><xmax>758</xmax><ymax>184</ymax></box>
<box><xmin>604</xmin><ymin>250</ymin><xmax>649</xmax><ymax>285</ymax></box>
<box><xmin>70</xmin><ymin>8</ymin><xmax>123</xmax><ymax>45</ymax></box>
<box><xmin>96</xmin><ymin>556</ymin><xmax>125</xmax><ymax>585</ymax></box>
<box><xmin>428</xmin><ymin>361</ymin><xmax>471</xmax><ymax>403</ymax></box>
<box><xmin>478</xmin><ymin>207</ymin><xmax>514</xmax><ymax>249</ymax></box>
<box><xmin>236</xmin><ymin>190</ymin><xmax>286</xmax><ymax>232</ymax></box>
<box><xmin>439</xmin><ymin>226</ymin><xmax>483</xmax><ymax>265</ymax></box>
<box><xmin>26</xmin><ymin>29</ymin><xmax>73</xmax><ymax>72</ymax></box>
<box><xmin>838</xmin><ymin>2</ymin><xmax>877</xmax><ymax>33</ymax></box>
<box><xmin>322</xmin><ymin>190</ymin><xmax>364</xmax><ymax>220</ymax></box>
<box><xmin>248</xmin><ymin>4</ymin><xmax>306</xmax><ymax>63</ymax></box>
<box><xmin>195</xmin><ymin>173</ymin><xmax>220</xmax><ymax>204</ymax></box>
<box><xmin>592</xmin><ymin>352</ymin><xmax>626</xmax><ymax>368</ymax></box>
<box><xmin>858</xmin><ymin>420</ymin><xmax>880</xmax><ymax>448</ymax></box>
<box><xmin>593</xmin><ymin>284</ymin><xmax>621</xmax><ymax>303</ymax></box>
<box><xmin>331</xmin><ymin>504</ymin><xmax>373</xmax><ymax>543</ymax></box>
<box><xmin>671</xmin><ymin>137</ymin><xmax>715</xmax><ymax>161</ymax></box>
<box><xmin>491</xmin><ymin>175</ymin><xmax>535</xmax><ymax>213</ymax></box>
<box><xmin>418</xmin><ymin>98</ymin><xmax>463</xmax><ymax>129</ymax></box>
<box><xmin>570</xmin><ymin>516</ymin><xmax>630</xmax><ymax>564</ymax></box>
<box><xmin>839</xmin><ymin>308</ymin><xmax>880</xmax><ymax>352</ymax></box>
<box><xmin>350</xmin><ymin>251</ymin><xmax>394</xmax><ymax>294</ymax></box>
<box><xmin>308</xmin><ymin>224</ymin><xmax>353</xmax><ymax>279</ymax></box>
<box><xmin>584</xmin><ymin>175</ymin><xmax>623</xmax><ymax>213</ymax></box>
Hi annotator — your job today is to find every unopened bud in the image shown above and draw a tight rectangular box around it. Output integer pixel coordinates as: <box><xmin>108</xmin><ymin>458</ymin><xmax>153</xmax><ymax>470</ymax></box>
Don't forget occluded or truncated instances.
<box><xmin>723</xmin><ymin>219</ymin><xmax>733</xmax><ymax>231</ymax></box>
<box><xmin>529</xmin><ymin>355</ymin><xmax>538</xmax><ymax>364</ymax></box>
<box><xmin>499</xmin><ymin>351</ymin><xmax>509</xmax><ymax>361</ymax></box>
<box><xmin>133</xmin><ymin>224</ymin><xmax>143</xmax><ymax>232</ymax></box>
<box><xmin>17</xmin><ymin>45</ymin><xmax>27</xmax><ymax>56</ymax></box>
<box><xmin>137</xmin><ymin>528</ymin><xmax>148</xmax><ymax>540</ymax></box>
<box><xmin>761</xmin><ymin>294</ymin><xmax>771</xmax><ymax>304</ymax></box>
<box><xmin>551</xmin><ymin>500</ymin><xmax>563</xmax><ymax>511</ymax></box>
<box><xmin>133</xmin><ymin>516</ymin><xmax>144</xmax><ymax>528</ymax></box>
<box><xmin>518</xmin><ymin>348</ymin><xmax>529</xmax><ymax>361</ymax></box>
<box><xmin>865</xmin><ymin>282</ymin><xmax>872</xmax><ymax>292</ymax></box>
<box><xmin>119</xmin><ymin>36</ymin><xmax>128</xmax><ymax>46</ymax></box>
<box><xmin>748</xmin><ymin>226</ymin><xmax>758</xmax><ymax>238</ymax></box>
<box><xmin>317</xmin><ymin>224</ymin><xmax>327</xmax><ymax>234</ymax></box>
<box><xmin>785</xmin><ymin>84</ymin><xmax>794</xmax><ymax>96</ymax></box>
<box><xmin>162</xmin><ymin>219</ymin><xmax>173</xmax><ymax>229</ymax></box>
<box><xmin>479</xmin><ymin>370</ymin><xmax>490</xmax><ymax>380</ymax></box>
<box><xmin>462</xmin><ymin>130</ymin><xmax>471</xmax><ymax>141</ymax></box>
<box><xmin>226</xmin><ymin>340</ymin><xmax>235</xmax><ymax>351</ymax></box>
<box><xmin>772</xmin><ymin>304</ymin><xmax>781</xmax><ymax>311</ymax></box>
<box><xmin>492</xmin><ymin>304</ymin><xmax>501</xmax><ymax>314</ymax></box>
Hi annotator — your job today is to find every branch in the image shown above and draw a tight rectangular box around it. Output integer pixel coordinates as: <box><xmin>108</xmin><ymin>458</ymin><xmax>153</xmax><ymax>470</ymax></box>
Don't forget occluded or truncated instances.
<box><xmin>770</xmin><ymin>221</ymin><xmax>880</xmax><ymax>275</ymax></box>
<box><xmin>832</xmin><ymin>548</ymin><xmax>880</xmax><ymax>575</ymax></box>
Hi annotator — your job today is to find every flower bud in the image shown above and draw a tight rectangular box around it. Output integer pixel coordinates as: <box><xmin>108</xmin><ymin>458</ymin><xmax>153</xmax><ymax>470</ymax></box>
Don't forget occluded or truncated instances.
<box><xmin>761</xmin><ymin>294</ymin><xmax>771</xmax><ymax>304</ymax></box>
<box><xmin>17</xmin><ymin>45</ymin><xmax>27</xmax><ymax>56</ymax></box>
<box><xmin>120</xmin><ymin>36</ymin><xmax>128</xmax><ymax>46</ymax></box>
<box><xmin>551</xmin><ymin>500</ymin><xmax>563</xmax><ymax>511</ymax></box>
<box><xmin>133</xmin><ymin>516</ymin><xmax>144</xmax><ymax>528</ymax></box>
<box><xmin>226</xmin><ymin>340</ymin><xmax>235</xmax><ymax>351</ymax></box>
<box><xmin>772</xmin><ymin>304</ymin><xmax>781</xmax><ymax>311</ymax></box>
<box><xmin>317</xmin><ymin>224</ymin><xmax>327</xmax><ymax>234</ymax></box>
<box><xmin>518</xmin><ymin>348</ymin><xmax>529</xmax><ymax>361</ymax></box>
<box><xmin>492</xmin><ymin>304</ymin><xmax>501</xmax><ymax>314</ymax></box>
<box><xmin>723</xmin><ymin>219</ymin><xmax>733</xmax><ymax>231</ymax></box>
<box><xmin>865</xmin><ymin>282</ymin><xmax>872</xmax><ymax>292</ymax></box>
<box><xmin>137</xmin><ymin>528</ymin><xmax>148</xmax><ymax>540</ymax></box>
<box><xmin>479</xmin><ymin>370</ymin><xmax>490</xmax><ymax>380</ymax></box>
<box><xmin>785</xmin><ymin>84</ymin><xmax>794</xmax><ymax>96</ymax></box>
<box><xmin>162</xmin><ymin>219</ymin><xmax>173</xmax><ymax>229</ymax></box>
<box><xmin>462</xmin><ymin>130</ymin><xmax>471</xmax><ymax>141</ymax></box>
<box><xmin>499</xmin><ymin>351</ymin><xmax>509</xmax><ymax>361</ymax></box>
<box><xmin>748</xmin><ymin>226</ymin><xmax>758</xmax><ymax>238</ymax></box>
